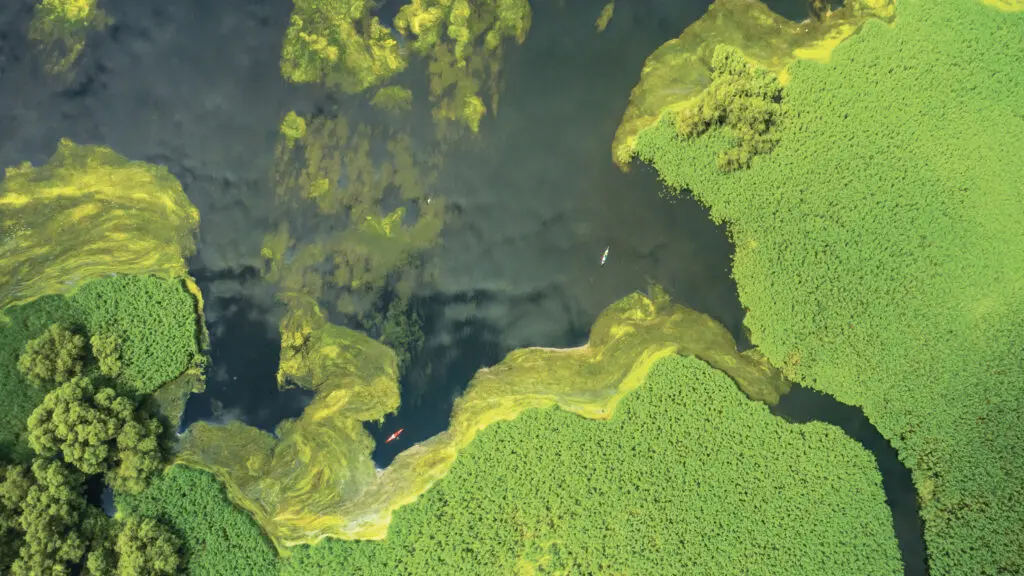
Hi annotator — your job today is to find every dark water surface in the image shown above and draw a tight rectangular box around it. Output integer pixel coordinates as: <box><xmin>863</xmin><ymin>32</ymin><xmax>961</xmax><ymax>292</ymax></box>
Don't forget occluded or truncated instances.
<box><xmin>0</xmin><ymin>0</ymin><xmax>927</xmax><ymax>572</ymax></box>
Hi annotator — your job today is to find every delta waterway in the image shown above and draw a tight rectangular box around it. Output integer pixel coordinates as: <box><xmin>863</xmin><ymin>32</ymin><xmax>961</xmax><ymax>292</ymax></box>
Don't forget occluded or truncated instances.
<box><xmin>0</xmin><ymin>0</ymin><xmax>924</xmax><ymax>573</ymax></box>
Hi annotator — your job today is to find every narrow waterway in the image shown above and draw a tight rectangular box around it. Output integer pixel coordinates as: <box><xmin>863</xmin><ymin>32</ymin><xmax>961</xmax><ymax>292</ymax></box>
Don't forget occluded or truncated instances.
<box><xmin>773</xmin><ymin>385</ymin><xmax>929</xmax><ymax>576</ymax></box>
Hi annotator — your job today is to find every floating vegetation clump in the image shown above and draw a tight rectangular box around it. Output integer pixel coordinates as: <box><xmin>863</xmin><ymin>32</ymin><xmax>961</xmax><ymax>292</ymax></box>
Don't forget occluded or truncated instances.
<box><xmin>0</xmin><ymin>139</ymin><xmax>199</xmax><ymax>310</ymax></box>
<box><xmin>281</xmin><ymin>0</ymin><xmax>531</xmax><ymax>134</ymax></box>
<box><xmin>280</xmin><ymin>0</ymin><xmax>407</xmax><ymax>93</ymax></box>
<box><xmin>29</xmin><ymin>0</ymin><xmax>111</xmax><ymax>74</ymax></box>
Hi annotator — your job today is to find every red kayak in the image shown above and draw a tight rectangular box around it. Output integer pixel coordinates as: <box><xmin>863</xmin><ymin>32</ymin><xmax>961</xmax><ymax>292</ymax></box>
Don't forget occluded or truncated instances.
<box><xmin>385</xmin><ymin>428</ymin><xmax>405</xmax><ymax>444</ymax></box>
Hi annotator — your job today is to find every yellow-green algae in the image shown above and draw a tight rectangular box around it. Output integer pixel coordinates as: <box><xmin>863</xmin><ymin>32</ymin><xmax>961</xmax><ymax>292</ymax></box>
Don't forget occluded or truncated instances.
<box><xmin>266</xmin><ymin>111</ymin><xmax>445</xmax><ymax>311</ymax></box>
<box><xmin>278</xmin><ymin>111</ymin><xmax>307</xmax><ymax>150</ymax></box>
<box><xmin>981</xmin><ymin>0</ymin><xmax>1024</xmax><ymax>10</ymax></box>
<box><xmin>29</xmin><ymin>0</ymin><xmax>111</xmax><ymax>74</ymax></box>
<box><xmin>370</xmin><ymin>86</ymin><xmax>415</xmax><ymax>114</ymax></box>
<box><xmin>595</xmin><ymin>1</ymin><xmax>614</xmax><ymax>33</ymax></box>
<box><xmin>0</xmin><ymin>139</ymin><xmax>199</xmax><ymax>310</ymax></box>
<box><xmin>394</xmin><ymin>0</ymin><xmax>530</xmax><ymax>135</ymax></box>
<box><xmin>176</xmin><ymin>287</ymin><xmax>790</xmax><ymax>550</ymax></box>
<box><xmin>280</xmin><ymin>0</ymin><xmax>406</xmax><ymax>93</ymax></box>
<box><xmin>280</xmin><ymin>0</ymin><xmax>531</xmax><ymax>134</ymax></box>
<box><xmin>611</xmin><ymin>0</ymin><xmax>895</xmax><ymax>168</ymax></box>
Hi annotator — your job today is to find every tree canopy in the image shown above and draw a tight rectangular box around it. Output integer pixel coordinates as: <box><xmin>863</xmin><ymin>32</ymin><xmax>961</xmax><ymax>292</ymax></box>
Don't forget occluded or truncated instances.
<box><xmin>90</xmin><ymin>332</ymin><xmax>122</xmax><ymax>378</ymax></box>
<box><xmin>0</xmin><ymin>459</ymin><xmax>90</xmax><ymax>575</ymax></box>
<box><xmin>27</xmin><ymin>376</ymin><xmax>164</xmax><ymax>494</ymax></box>
<box><xmin>114</xmin><ymin>517</ymin><xmax>182</xmax><ymax>576</ymax></box>
<box><xmin>675</xmin><ymin>45</ymin><xmax>783</xmax><ymax>171</ymax></box>
<box><xmin>16</xmin><ymin>323</ymin><xmax>85</xmax><ymax>390</ymax></box>
<box><xmin>1</xmin><ymin>458</ymin><xmax>182</xmax><ymax>575</ymax></box>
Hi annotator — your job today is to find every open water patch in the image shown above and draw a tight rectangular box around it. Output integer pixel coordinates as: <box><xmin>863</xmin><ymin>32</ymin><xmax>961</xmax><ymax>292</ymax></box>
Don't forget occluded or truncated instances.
<box><xmin>180</xmin><ymin>267</ymin><xmax>314</xmax><ymax>434</ymax></box>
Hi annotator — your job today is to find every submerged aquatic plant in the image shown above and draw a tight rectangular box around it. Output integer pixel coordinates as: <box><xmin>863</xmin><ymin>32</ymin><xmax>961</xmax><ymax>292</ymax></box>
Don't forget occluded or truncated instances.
<box><xmin>29</xmin><ymin>0</ymin><xmax>111</xmax><ymax>74</ymax></box>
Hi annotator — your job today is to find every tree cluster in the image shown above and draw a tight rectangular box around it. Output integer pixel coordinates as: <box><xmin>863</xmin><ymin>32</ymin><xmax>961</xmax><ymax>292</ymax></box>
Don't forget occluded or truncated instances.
<box><xmin>2</xmin><ymin>316</ymin><xmax>180</xmax><ymax>573</ymax></box>
<box><xmin>90</xmin><ymin>332</ymin><xmax>122</xmax><ymax>378</ymax></box>
<box><xmin>27</xmin><ymin>375</ymin><xmax>164</xmax><ymax>494</ymax></box>
<box><xmin>0</xmin><ymin>459</ymin><xmax>180</xmax><ymax>575</ymax></box>
<box><xmin>675</xmin><ymin>44</ymin><xmax>783</xmax><ymax>172</ymax></box>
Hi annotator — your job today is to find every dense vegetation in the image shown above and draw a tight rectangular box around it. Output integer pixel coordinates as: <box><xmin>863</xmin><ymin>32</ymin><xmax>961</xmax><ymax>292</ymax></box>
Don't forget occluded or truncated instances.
<box><xmin>0</xmin><ymin>272</ymin><xmax>205</xmax><ymax>573</ymax></box>
<box><xmin>28</xmin><ymin>375</ymin><xmax>164</xmax><ymax>494</ymax></box>
<box><xmin>633</xmin><ymin>0</ymin><xmax>1024</xmax><ymax>573</ymax></box>
<box><xmin>176</xmin><ymin>289</ymin><xmax>792</xmax><ymax>548</ymax></box>
<box><xmin>131</xmin><ymin>356</ymin><xmax>897</xmax><ymax>574</ymax></box>
<box><xmin>0</xmin><ymin>275</ymin><xmax>202</xmax><ymax>461</ymax></box>
<box><xmin>676</xmin><ymin>45</ymin><xmax>783</xmax><ymax>172</ymax></box>
<box><xmin>116</xmin><ymin>465</ymin><xmax>278</xmax><ymax>576</ymax></box>
<box><xmin>16</xmin><ymin>323</ymin><xmax>85</xmax><ymax>390</ymax></box>
<box><xmin>611</xmin><ymin>0</ymin><xmax>894</xmax><ymax>167</ymax></box>
<box><xmin>279</xmin><ymin>0</ymin><xmax>530</xmax><ymax>133</ymax></box>
<box><xmin>0</xmin><ymin>458</ymin><xmax>181</xmax><ymax>575</ymax></box>
<box><xmin>282</xmin><ymin>356</ymin><xmax>899</xmax><ymax>574</ymax></box>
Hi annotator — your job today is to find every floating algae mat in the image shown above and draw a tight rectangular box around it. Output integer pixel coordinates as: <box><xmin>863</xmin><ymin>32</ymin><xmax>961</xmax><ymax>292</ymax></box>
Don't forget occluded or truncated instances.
<box><xmin>0</xmin><ymin>139</ymin><xmax>199</xmax><ymax>309</ymax></box>
<box><xmin>177</xmin><ymin>287</ymin><xmax>790</xmax><ymax>550</ymax></box>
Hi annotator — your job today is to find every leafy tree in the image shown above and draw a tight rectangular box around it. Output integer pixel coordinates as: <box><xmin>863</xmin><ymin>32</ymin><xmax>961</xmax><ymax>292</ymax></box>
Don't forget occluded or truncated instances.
<box><xmin>82</xmin><ymin>512</ymin><xmax>118</xmax><ymax>576</ymax></box>
<box><xmin>1</xmin><ymin>459</ymin><xmax>180</xmax><ymax>575</ymax></box>
<box><xmin>90</xmin><ymin>332</ymin><xmax>122</xmax><ymax>378</ymax></box>
<box><xmin>0</xmin><ymin>459</ymin><xmax>90</xmax><ymax>575</ymax></box>
<box><xmin>674</xmin><ymin>44</ymin><xmax>783</xmax><ymax>172</ymax></box>
<box><xmin>108</xmin><ymin>416</ymin><xmax>164</xmax><ymax>495</ymax></box>
<box><xmin>0</xmin><ymin>462</ymin><xmax>32</xmax><ymax>570</ymax></box>
<box><xmin>27</xmin><ymin>376</ymin><xmax>164</xmax><ymax>494</ymax></box>
<box><xmin>16</xmin><ymin>323</ymin><xmax>85</xmax><ymax>390</ymax></box>
<box><xmin>114</xmin><ymin>517</ymin><xmax>182</xmax><ymax>576</ymax></box>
